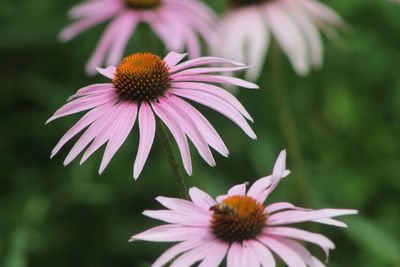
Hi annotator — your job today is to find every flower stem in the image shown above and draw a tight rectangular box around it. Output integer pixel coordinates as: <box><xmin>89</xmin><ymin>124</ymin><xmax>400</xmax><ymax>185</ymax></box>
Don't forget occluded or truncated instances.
<box><xmin>269</xmin><ymin>43</ymin><xmax>310</xmax><ymax>205</ymax></box>
<box><xmin>157</xmin><ymin>119</ymin><xmax>189</xmax><ymax>199</ymax></box>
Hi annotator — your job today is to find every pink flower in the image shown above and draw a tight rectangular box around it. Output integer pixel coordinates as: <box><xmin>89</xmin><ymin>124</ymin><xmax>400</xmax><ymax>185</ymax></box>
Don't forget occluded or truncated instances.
<box><xmin>214</xmin><ymin>0</ymin><xmax>347</xmax><ymax>80</ymax></box>
<box><xmin>60</xmin><ymin>0</ymin><xmax>217</xmax><ymax>75</ymax></box>
<box><xmin>131</xmin><ymin>150</ymin><xmax>358</xmax><ymax>266</ymax></box>
<box><xmin>47</xmin><ymin>52</ymin><xmax>257</xmax><ymax>179</ymax></box>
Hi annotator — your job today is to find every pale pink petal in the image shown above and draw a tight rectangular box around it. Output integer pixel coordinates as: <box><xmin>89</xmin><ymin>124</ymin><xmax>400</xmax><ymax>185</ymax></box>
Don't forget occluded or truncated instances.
<box><xmin>130</xmin><ymin>225</ymin><xmax>208</xmax><ymax>242</ymax></box>
<box><xmin>284</xmin><ymin>1</ymin><xmax>323</xmax><ymax>68</ymax></box>
<box><xmin>268</xmin><ymin>209</ymin><xmax>358</xmax><ymax>226</ymax></box>
<box><xmin>59</xmin><ymin>11</ymin><xmax>116</xmax><ymax>41</ymax></box>
<box><xmin>242</xmin><ymin>241</ymin><xmax>261</xmax><ymax>267</ymax></box>
<box><xmin>68</xmin><ymin>0</ymin><xmax>120</xmax><ymax>18</ymax></box>
<box><xmin>50</xmin><ymin>102</ymin><xmax>113</xmax><ymax>158</ymax></box>
<box><xmin>63</xmin><ymin>102</ymin><xmax>119</xmax><ymax>165</ymax></box>
<box><xmin>227</xmin><ymin>243</ymin><xmax>242</xmax><ymax>267</ymax></box>
<box><xmin>271</xmin><ymin>237</ymin><xmax>326</xmax><ymax>267</ymax></box>
<box><xmin>184</xmin><ymin>26</ymin><xmax>201</xmax><ymax>58</ymax></box>
<box><xmin>171</xmin><ymin>57</ymin><xmax>245</xmax><ymax>73</ymax></box>
<box><xmin>247</xmin><ymin>175</ymin><xmax>274</xmax><ymax>201</ymax></box>
<box><xmin>297</xmin><ymin>0</ymin><xmax>345</xmax><ymax>28</ymax></box>
<box><xmin>189</xmin><ymin>187</ymin><xmax>216</xmax><ymax>210</ymax></box>
<box><xmin>164</xmin><ymin>52</ymin><xmax>188</xmax><ymax>68</ymax></box>
<box><xmin>151</xmin><ymin>101</ymin><xmax>193</xmax><ymax>175</ymax></box>
<box><xmin>67</xmin><ymin>83</ymin><xmax>113</xmax><ymax>101</ymax></box>
<box><xmin>258</xmin><ymin>236</ymin><xmax>307</xmax><ymax>267</ymax></box>
<box><xmin>99</xmin><ymin>102</ymin><xmax>138</xmax><ymax>174</ymax></box>
<box><xmin>198</xmin><ymin>241</ymin><xmax>229</xmax><ymax>267</ymax></box>
<box><xmin>96</xmin><ymin>66</ymin><xmax>116</xmax><ymax>79</ymax></box>
<box><xmin>171</xmin><ymin>89</ymin><xmax>257</xmax><ymax>139</ymax></box>
<box><xmin>86</xmin><ymin>15</ymin><xmax>126</xmax><ymax>75</ymax></box>
<box><xmin>155</xmin><ymin>196</ymin><xmax>209</xmax><ymax>215</ymax></box>
<box><xmin>47</xmin><ymin>92</ymin><xmax>116</xmax><ymax>123</ymax></box>
<box><xmin>265</xmin><ymin>227</ymin><xmax>334</xmax><ymax>256</ymax></box>
<box><xmin>172</xmin><ymin>82</ymin><xmax>253</xmax><ymax>122</ymax></box>
<box><xmin>151</xmin><ymin>239</ymin><xmax>206</xmax><ymax>267</ymax></box>
<box><xmin>314</xmin><ymin>218</ymin><xmax>348</xmax><ymax>228</ymax></box>
<box><xmin>168</xmin><ymin>96</ymin><xmax>229</xmax><ymax>157</ymax></box>
<box><xmin>172</xmin><ymin>66</ymin><xmax>250</xmax><ymax>76</ymax></box>
<box><xmin>265</xmin><ymin>202</ymin><xmax>298</xmax><ymax>214</ymax></box>
<box><xmin>133</xmin><ymin>103</ymin><xmax>156</xmax><ymax>179</ymax></box>
<box><xmin>265</xmin><ymin>3</ymin><xmax>309</xmax><ymax>75</ymax></box>
<box><xmin>246</xmin><ymin>9</ymin><xmax>269</xmax><ymax>81</ymax></box>
<box><xmin>107</xmin><ymin>13</ymin><xmax>139</xmax><ymax>66</ymax></box>
<box><xmin>161</xmin><ymin>97</ymin><xmax>216</xmax><ymax>167</ymax></box>
<box><xmin>170</xmin><ymin>240</ymin><xmax>222</xmax><ymax>267</ymax></box>
<box><xmin>79</xmin><ymin>103</ymin><xmax>126</xmax><ymax>167</ymax></box>
<box><xmin>172</xmin><ymin>74</ymin><xmax>259</xmax><ymax>89</ymax></box>
<box><xmin>142</xmin><ymin>210</ymin><xmax>209</xmax><ymax>226</ymax></box>
<box><xmin>247</xmin><ymin>240</ymin><xmax>276</xmax><ymax>267</ymax></box>
<box><xmin>227</xmin><ymin>183</ymin><xmax>248</xmax><ymax>196</ymax></box>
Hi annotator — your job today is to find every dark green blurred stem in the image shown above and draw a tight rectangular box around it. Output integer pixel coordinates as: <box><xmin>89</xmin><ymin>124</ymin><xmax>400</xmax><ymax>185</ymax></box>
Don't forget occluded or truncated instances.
<box><xmin>157</xmin><ymin>120</ymin><xmax>189</xmax><ymax>199</ymax></box>
<box><xmin>269</xmin><ymin>43</ymin><xmax>310</xmax><ymax>204</ymax></box>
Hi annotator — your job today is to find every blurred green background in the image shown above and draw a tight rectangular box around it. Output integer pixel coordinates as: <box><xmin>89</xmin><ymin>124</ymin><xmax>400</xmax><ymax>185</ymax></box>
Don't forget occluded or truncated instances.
<box><xmin>1</xmin><ymin>0</ymin><xmax>400</xmax><ymax>266</ymax></box>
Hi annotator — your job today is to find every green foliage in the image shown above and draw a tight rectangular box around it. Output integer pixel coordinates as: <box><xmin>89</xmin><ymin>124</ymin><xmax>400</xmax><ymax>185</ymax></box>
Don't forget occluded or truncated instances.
<box><xmin>1</xmin><ymin>0</ymin><xmax>400</xmax><ymax>266</ymax></box>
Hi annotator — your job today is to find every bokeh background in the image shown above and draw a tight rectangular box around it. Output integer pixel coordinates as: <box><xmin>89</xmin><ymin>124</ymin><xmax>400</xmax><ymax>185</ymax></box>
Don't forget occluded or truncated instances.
<box><xmin>1</xmin><ymin>0</ymin><xmax>400</xmax><ymax>266</ymax></box>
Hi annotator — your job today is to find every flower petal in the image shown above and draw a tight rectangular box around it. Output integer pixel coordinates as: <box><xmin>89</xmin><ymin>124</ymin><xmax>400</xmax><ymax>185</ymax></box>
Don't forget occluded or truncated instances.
<box><xmin>130</xmin><ymin>225</ymin><xmax>208</xmax><ymax>242</ymax></box>
<box><xmin>133</xmin><ymin>103</ymin><xmax>156</xmax><ymax>179</ymax></box>
<box><xmin>189</xmin><ymin>187</ymin><xmax>216</xmax><ymax>210</ymax></box>
<box><xmin>164</xmin><ymin>52</ymin><xmax>188</xmax><ymax>68</ymax></box>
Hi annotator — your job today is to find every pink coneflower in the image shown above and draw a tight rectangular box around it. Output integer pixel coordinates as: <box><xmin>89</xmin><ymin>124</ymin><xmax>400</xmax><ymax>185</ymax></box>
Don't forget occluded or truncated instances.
<box><xmin>131</xmin><ymin>150</ymin><xmax>357</xmax><ymax>266</ymax></box>
<box><xmin>47</xmin><ymin>52</ymin><xmax>257</xmax><ymax>179</ymax></box>
<box><xmin>214</xmin><ymin>0</ymin><xmax>347</xmax><ymax>79</ymax></box>
<box><xmin>60</xmin><ymin>0</ymin><xmax>217</xmax><ymax>75</ymax></box>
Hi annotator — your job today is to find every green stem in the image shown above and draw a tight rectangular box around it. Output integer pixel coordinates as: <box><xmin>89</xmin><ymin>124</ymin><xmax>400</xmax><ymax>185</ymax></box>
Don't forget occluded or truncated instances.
<box><xmin>269</xmin><ymin>43</ymin><xmax>310</xmax><ymax>205</ymax></box>
<box><xmin>157</xmin><ymin>119</ymin><xmax>189</xmax><ymax>199</ymax></box>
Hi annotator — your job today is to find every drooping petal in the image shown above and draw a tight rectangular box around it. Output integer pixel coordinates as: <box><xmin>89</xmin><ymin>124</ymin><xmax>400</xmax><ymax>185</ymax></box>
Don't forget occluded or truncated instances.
<box><xmin>198</xmin><ymin>241</ymin><xmax>229</xmax><ymax>267</ymax></box>
<box><xmin>247</xmin><ymin>240</ymin><xmax>276</xmax><ymax>267</ymax></box>
<box><xmin>50</xmin><ymin>102</ymin><xmax>113</xmax><ymax>157</ymax></box>
<box><xmin>171</xmin><ymin>89</ymin><xmax>257</xmax><ymax>139</ymax></box>
<box><xmin>270</xmin><ymin>236</ymin><xmax>326</xmax><ymax>267</ymax></box>
<box><xmin>106</xmin><ymin>13</ymin><xmax>139</xmax><ymax>66</ymax></box>
<box><xmin>155</xmin><ymin>196</ymin><xmax>209</xmax><ymax>215</ymax></box>
<box><xmin>265</xmin><ymin>227</ymin><xmax>334</xmax><ymax>257</ymax></box>
<box><xmin>99</xmin><ymin>101</ymin><xmax>138</xmax><ymax>174</ymax></box>
<box><xmin>161</xmin><ymin>97</ymin><xmax>216</xmax><ymax>167</ymax></box>
<box><xmin>133</xmin><ymin>103</ymin><xmax>156</xmax><ymax>179</ymax></box>
<box><xmin>227</xmin><ymin>243</ymin><xmax>242</xmax><ymax>267</ymax></box>
<box><xmin>172</xmin><ymin>82</ymin><xmax>253</xmax><ymax>122</ymax></box>
<box><xmin>258</xmin><ymin>235</ymin><xmax>307</xmax><ymax>267</ymax></box>
<box><xmin>170</xmin><ymin>240</ymin><xmax>222</xmax><ymax>267</ymax></box>
<box><xmin>151</xmin><ymin>239</ymin><xmax>206</xmax><ymax>267</ymax></box>
<box><xmin>266</xmin><ymin>3</ymin><xmax>309</xmax><ymax>75</ymax></box>
<box><xmin>167</xmin><ymin>96</ymin><xmax>229</xmax><ymax>157</ymax></box>
<box><xmin>151</xmin><ymin>101</ymin><xmax>193</xmax><ymax>175</ymax></box>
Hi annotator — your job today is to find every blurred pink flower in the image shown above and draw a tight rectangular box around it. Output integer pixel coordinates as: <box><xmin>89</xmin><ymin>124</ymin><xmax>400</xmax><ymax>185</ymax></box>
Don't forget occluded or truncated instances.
<box><xmin>60</xmin><ymin>0</ymin><xmax>217</xmax><ymax>75</ymax></box>
<box><xmin>131</xmin><ymin>150</ymin><xmax>357</xmax><ymax>266</ymax></box>
<box><xmin>47</xmin><ymin>52</ymin><xmax>257</xmax><ymax>179</ymax></box>
<box><xmin>214</xmin><ymin>0</ymin><xmax>347</xmax><ymax>80</ymax></box>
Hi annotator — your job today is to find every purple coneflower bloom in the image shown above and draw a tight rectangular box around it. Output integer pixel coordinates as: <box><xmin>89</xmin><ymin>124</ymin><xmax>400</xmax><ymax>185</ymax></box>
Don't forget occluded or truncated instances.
<box><xmin>131</xmin><ymin>150</ymin><xmax>357</xmax><ymax>266</ymax></box>
<box><xmin>47</xmin><ymin>52</ymin><xmax>257</xmax><ymax>179</ymax></box>
<box><xmin>215</xmin><ymin>0</ymin><xmax>347</xmax><ymax>80</ymax></box>
<box><xmin>60</xmin><ymin>0</ymin><xmax>217</xmax><ymax>75</ymax></box>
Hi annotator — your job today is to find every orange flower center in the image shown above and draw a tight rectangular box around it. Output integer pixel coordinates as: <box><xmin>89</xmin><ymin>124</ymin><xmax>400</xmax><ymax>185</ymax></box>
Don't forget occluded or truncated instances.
<box><xmin>229</xmin><ymin>0</ymin><xmax>270</xmax><ymax>8</ymax></box>
<box><xmin>124</xmin><ymin>0</ymin><xmax>161</xmax><ymax>9</ymax></box>
<box><xmin>210</xmin><ymin>195</ymin><xmax>267</xmax><ymax>243</ymax></box>
<box><xmin>113</xmin><ymin>53</ymin><xmax>171</xmax><ymax>102</ymax></box>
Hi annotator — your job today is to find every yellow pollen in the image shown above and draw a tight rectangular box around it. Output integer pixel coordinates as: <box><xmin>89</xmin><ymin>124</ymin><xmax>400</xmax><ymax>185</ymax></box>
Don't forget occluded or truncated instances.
<box><xmin>210</xmin><ymin>195</ymin><xmax>267</xmax><ymax>243</ymax></box>
<box><xmin>112</xmin><ymin>52</ymin><xmax>171</xmax><ymax>102</ymax></box>
<box><xmin>124</xmin><ymin>0</ymin><xmax>161</xmax><ymax>9</ymax></box>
